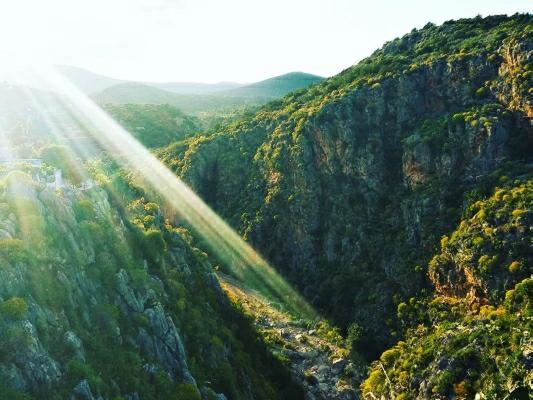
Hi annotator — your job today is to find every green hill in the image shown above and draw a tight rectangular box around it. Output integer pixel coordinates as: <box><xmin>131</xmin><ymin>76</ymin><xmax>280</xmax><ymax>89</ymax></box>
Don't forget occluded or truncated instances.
<box><xmin>102</xmin><ymin>103</ymin><xmax>202</xmax><ymax>147</ymax></box>
<box><xmin>91</xmin><ymin>73</ymin><xmax>324</xmax><ymax>114</ymax></box>
<box><xmin>218</xmin><ymin>72</ymin><xmax>324</xmax><ymax>98</ymax></box>
<box><xmin>0</xmin><ymin>13</ymin><xmax>531</xmax><ymax>400</ymax></box>
<box><xmin>92</xmin><ymin>82</ymin><xmax>262</xmax><ymax>114</ymax></box>
<box><xmin>159</xmin><ymin>13</ymin><xmax>532</xmax><ymax>398</ymax></box>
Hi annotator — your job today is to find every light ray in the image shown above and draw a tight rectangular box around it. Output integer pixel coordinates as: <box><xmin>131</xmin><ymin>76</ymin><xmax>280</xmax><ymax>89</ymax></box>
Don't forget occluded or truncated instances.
<box><xmin>24</xmin><ymin>65</ymin><xmax>315</xmax><ymax>319</ymax></box>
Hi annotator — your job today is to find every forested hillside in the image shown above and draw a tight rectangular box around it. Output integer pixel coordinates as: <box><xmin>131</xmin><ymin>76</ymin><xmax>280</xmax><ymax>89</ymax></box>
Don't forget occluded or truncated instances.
<box><xmin>217</xmin><ymin>72</ymin><xmax>324</xmax><ymax>99</ymax></box>
<box><xmin>0</xmin><ymin>163</ymin><xmax>302</xmax><ymax>400</ymax></box>
<box><xmin>103</xmin><ymin>104</ymin><xmax>201</xmax><ymax>148</ymax></box>
<box><xmin>158</xmin><ymin>14</ymin><xmax>532</xmax><ymax>398</ymax></box>
<box><xmin>93</xmin><ymin>83</ymin><xmax>258</xmax><ymax>115</ymax></box>
<box><xmin>92</xmin><ymin>73</ymin><xmax>324</xmax><ymax>115</ymax></box>
<box><xmin>0</xmin><ymin>13</ymin><xmax>530</xmax><ymax>400</ymax></box>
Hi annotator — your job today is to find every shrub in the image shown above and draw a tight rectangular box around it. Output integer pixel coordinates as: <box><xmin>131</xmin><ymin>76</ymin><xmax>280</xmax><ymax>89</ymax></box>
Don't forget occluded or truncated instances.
<box><xmin>0</xmin><ymin>239</ymin><xmax>31</xmax><ymax>264</ymax></box>
<box><xmin>65</xmin><ymin>360</ymin><xmax>103</xmax><ymax>393</ymax></box>
<box><xmin>74</xmin><ymin>199</ymin><xmax>96</xmax><ymax>221</ymax></box>
<box><xmin>0</xmin><ymin>385</ymin><xmax>34</xmax><ymax>400</ymax></box>
<box><xmin>397</xmin><ymin>302</ymin><xmax>408</xmax><ymax>319</ymax></box>
<box><xmin>0</xmin><ymin>297</ymin><xmax>28</xmax><ymax>320</ymax></box>
<box><xmin>346</xmin><ymin>322</ymin><xmax>363</xmax><ymax>351</ymax></box>
<box><xmin>143</xmin><ymin>202</ymin><xmax>159</xmax><ymax>213</ymax></box>
<box><xmin>173</xmin><ymin>383</ymin><xmax>201</xmax><ymax>400</ymax></box>
<box><xmin>508</xmin><ymin>261</ymin><xmax>522</xmax><ymax>273</ymax></box>
<box><xmin>478</xmin><ymin>255</ymin><xmax>497</xmax><ymax>274</ymax></box>
<box><xmin>144</xmin><ymin>228</ymin><xmax>166</xmax><ymax>262</ymax></box>
<box><xmin>505</xmin><ymin>278</ymin><xmax>532</xmax><ymax>314</ymax></box>
<box><xmin>361</xmin><ymin>368</ymin><xmax>385</xmax><ymax>396</ymax></box>
<box><xmin>39</xmin><ymin>144</ymin><xmax>84</xmax><ymax>185</ymax></box>
<box><xmin>475</xmin><ymin>87</ymin><xmax>487</xmax><ymax>97</ymax></box>
<box><xmin>380</xmin><ymin>348</ymin><xmax>400</xmax><ymax>366</ymax></box>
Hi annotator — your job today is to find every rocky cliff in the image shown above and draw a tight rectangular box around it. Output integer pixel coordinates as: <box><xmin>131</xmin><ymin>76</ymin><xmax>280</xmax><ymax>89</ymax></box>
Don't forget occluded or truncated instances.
<box><xmin>159</xmin><ymin>14</ymin><xmax>532</xmax><ymax>360</ymax></box>
<box><xmin>2</xmin><ymin>14</ymin><xmax>531</xmax><ymax>400</ymax></box>
<box><xmin>0</xmin><ymin>167</ymin><xmax>302</xmax><ymax>400</ymax></box>
<box><xmin>362</xmin><ymin>178</ymin><xmax>531</xmax><ymax>399</ymax></box>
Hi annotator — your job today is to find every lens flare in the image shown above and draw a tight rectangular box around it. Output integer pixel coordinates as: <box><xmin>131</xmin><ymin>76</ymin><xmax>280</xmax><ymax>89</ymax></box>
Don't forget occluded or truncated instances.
<box><xmin>14</xmin><ymin>65</ymin><xmax>316</xmax><ymax>319</ymax></box>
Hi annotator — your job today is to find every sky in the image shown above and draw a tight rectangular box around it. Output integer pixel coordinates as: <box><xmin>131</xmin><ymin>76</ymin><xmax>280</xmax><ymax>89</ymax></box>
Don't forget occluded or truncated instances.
<box><xmin>0</xmin><ymin>0</ymin><xmax>530</xmax><ymax>83</ymax></box>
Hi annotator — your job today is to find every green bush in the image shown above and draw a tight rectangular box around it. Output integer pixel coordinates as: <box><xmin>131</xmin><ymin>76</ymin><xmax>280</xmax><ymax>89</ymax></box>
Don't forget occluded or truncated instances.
<box><xmin>39</xmin><ymin>144</ymin><xmax>84</xmax><ymax>185</ymax></box>
<box><xmin>0</xmin><ymin>297</ymin><xmax>28</xmax><ymax>320</ymax></box>
<box><xmin>144</xmin><ymin>228</ymin><xmax>166</xmax><ymax>261</ymax></box>
<box><xmin>0</xmin><ymin>238</ymin><xmax>31</xmax><ymax>264</ymax></box>
<box><xmin>0</xmin><ymin>385</ymin><xmax>34</xmax><ymax>400</ymax></box>
<box><xmin>173</xmin><ymin>383</ymin><xmax>201</xmax><ymax>400</ymax></box>
<box><xmin>74</xmin><ymin>199</ymin><xmax>96</xmax><ymax>221</ymax></box>
<box><xmin>65</xmin><ymin>360</ymin><xmax>104</xmax><ymax>393</ymax></box>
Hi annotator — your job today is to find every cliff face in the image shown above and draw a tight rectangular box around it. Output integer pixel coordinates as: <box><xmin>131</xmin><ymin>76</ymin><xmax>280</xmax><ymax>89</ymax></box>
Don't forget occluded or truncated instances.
<box><xmin>0</xmin><ymin>168</ymin><xmax>301</xmax><ymax>400</ymax></box>
<box><xmin>160</xmin><ymin>15</ymin><xmax>532</xmax><ymax>356</ymax></box>
<box><xmin>361</xmin><ymin>179</ymin><xmax>532</xmax><ymax>399</ymax></box>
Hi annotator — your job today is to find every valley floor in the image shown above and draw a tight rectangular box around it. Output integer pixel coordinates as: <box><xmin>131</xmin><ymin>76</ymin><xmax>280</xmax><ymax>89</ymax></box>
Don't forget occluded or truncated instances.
<box><xmin>218</xmin><ymin>273</ymin><xmax>361</xmax><ymax>400</ymax></box>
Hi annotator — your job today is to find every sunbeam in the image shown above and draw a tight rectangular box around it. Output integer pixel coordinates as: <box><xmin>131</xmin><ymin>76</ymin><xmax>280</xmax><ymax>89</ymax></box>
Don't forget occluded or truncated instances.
<box><xmin>19</xmin><ymin>65</ymin><xmax>316</xmax><ymax>319</ymax></box>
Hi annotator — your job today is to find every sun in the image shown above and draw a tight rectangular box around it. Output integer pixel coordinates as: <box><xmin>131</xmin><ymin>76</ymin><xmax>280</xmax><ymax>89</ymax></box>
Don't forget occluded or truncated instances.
<box><xmin>0</xmin><ymin>1</ymin><xmax>56</xmax><ymax>73</ymax></box>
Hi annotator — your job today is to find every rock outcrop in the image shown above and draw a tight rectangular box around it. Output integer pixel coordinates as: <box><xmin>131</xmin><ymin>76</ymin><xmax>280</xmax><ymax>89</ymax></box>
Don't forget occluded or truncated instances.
<box><xmin>0</xmin><ymin>168</ymin><xmax>301</xmax><ymax>399</ymax></box>
<box><xmin>161</xmin><ymin>15</ymin><xmax>532</xmax><ymax>358</ymax></box>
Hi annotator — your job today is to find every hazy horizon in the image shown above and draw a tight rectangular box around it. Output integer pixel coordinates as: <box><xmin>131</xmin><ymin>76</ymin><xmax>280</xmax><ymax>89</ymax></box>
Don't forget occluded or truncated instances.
<box><xmin>0</xmin><ymin>0</ymin><xmax>531</xmax><ymax>84</ymax></box>
<box><xmin>55</xmin><ymin>64</ymin><xmax>322</xmax><ymax>85</ymax></box>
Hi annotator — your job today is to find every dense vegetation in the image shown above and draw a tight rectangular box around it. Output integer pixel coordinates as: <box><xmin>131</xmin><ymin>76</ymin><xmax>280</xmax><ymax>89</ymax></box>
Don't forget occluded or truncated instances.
<box><xmin>0</xmin><ymin>13</ymin><xmax>530</xmax><ymax>400</ymax></box>
<box><xmin>0</xmin><ymin>161</ymin><xmax>303</xmax><ymax>399</ymax></box>
<box><xmin>362</xmin><ymin>179</ymin><xmax>532</xmax><ymax>399</ymax></box>
<box><xmin>103</xmin><ymin>104</ymin><xmax>202</xmax><ymax>148</ymax></box>
<box><xmin>157</xmin><ymin>13</ymin><xmax>532</xmax><ymax>397</ymax></box>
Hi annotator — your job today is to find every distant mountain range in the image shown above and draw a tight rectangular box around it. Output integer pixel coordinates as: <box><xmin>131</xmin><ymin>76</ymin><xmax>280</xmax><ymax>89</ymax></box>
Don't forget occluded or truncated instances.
<box><xmin>56</xmin><ymin>65</ymin><xmax>244</xmax><ymax>95</ymax></box>
<box><xmin>220</xmin><ymin>72</ymin><xmax>324</xmax><ymax>98</ymax></box>
<box><xmin>56</xmin><ymin>65</ymin><xmax>324</xmax><ymax>114</ymax></box>
<box><xmin>91</xmin><ymin>82</ymin><xmax>259</xmax><ymax>114</ymax></box>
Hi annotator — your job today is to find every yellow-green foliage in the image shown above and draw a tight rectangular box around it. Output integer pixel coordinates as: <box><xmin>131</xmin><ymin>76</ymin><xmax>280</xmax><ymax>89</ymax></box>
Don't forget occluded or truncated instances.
<box><xmin>0</xmin><ymin>297</ymin><xmax>28</xmax><ymax>320</ymax></box>
<box><xmin>364</xmin><ymin>175</ymin><xmax>531</xmax><ymax>399</ymax></box>
<box><xmin>429</xmin><ymin>179</ymin><xmax>532</xmax><ymax>300</ymax></box>
<box><xmin>508</xmin><ymin>260</ymin><xmax>522</xmax><ymax>273</ymax></box>
<box><xmin>173</xmin><ymin>383</ymin><xmax>201</xmax><ymax>400</ymax></box>
<box><xmin>362</xmin><ymin>278</ymin><xmax>531</xmax><ymax>399</ymax></box>
<box><xmin>380</xmin><ymin>348</ymin><xmax>400</xmax><ymax>366</ymax></box>
<box><xmin>0</xmin><ymin>239</ymin><xmax>31</xmax><ymax>264</ymax></box>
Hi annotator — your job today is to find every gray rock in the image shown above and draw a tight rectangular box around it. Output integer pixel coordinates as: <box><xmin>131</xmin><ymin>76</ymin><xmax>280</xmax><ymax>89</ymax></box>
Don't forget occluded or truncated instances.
<box><xmin>71</xmin><ymin>380</ymin><xmax>95</xmax><ymax>400</ymax></box>
<box><xmin>331</xmin><ymin>358</ymin><xmax>348</xmax><ymax>373</ymax></box>
<box><xmin>142</xmin><ymin>304</ymin><xmax>196</xmax><ymax>384</ymax></box>
<box><xmin>116</xmin><ymin>269</ymin><xmax>144</xmax><ymax>312</ymax></box>
<box><xmin>64</xmin><ymin>331</ymin><xmax>85</xmax><ymax>361</ymax></box>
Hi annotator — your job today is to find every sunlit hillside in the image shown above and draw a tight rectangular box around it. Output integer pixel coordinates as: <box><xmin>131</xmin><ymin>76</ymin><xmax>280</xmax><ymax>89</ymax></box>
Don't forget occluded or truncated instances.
<box><xmin>0</xmin><ymin>4</ymin><xmax>530</xmax><ymax>400</ymax></box>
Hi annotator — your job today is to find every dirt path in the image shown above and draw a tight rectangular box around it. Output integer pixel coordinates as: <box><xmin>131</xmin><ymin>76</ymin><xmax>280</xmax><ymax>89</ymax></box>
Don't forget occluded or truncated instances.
<box><xmin>218</xmin><ymin>273</ymin><xmax>360</xmax><ymax>400</ymax></box>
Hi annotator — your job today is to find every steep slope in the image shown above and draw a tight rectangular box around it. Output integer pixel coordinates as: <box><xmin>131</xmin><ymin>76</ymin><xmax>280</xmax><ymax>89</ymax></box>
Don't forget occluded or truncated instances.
<box><xmin>219</xmin><ymin>273</ymin><xmax>359</xmax><ymax>400</ymax></box>
<box><xmin>0</xmin><ymin>165</ymin><xmax>303</xmax><ymax>400</ymax></box>
<box><xmin>362</xmin><ymin>178</ymin><xmax>532</xmax><ymax>399</ymax></box>
<box><xmin>159</xmin><ymin>13</ymin><xmax>532</xmax><ymax>361</ymax></box>
<box><xmin>102</xmin><ymin>104</ymin><xmax>202</xmax><ymax>148</ymax></box>
<box><xmin>218</xmin><ymin>72</ymin><xmax>324</xmax><ymax>98</ymax></box>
